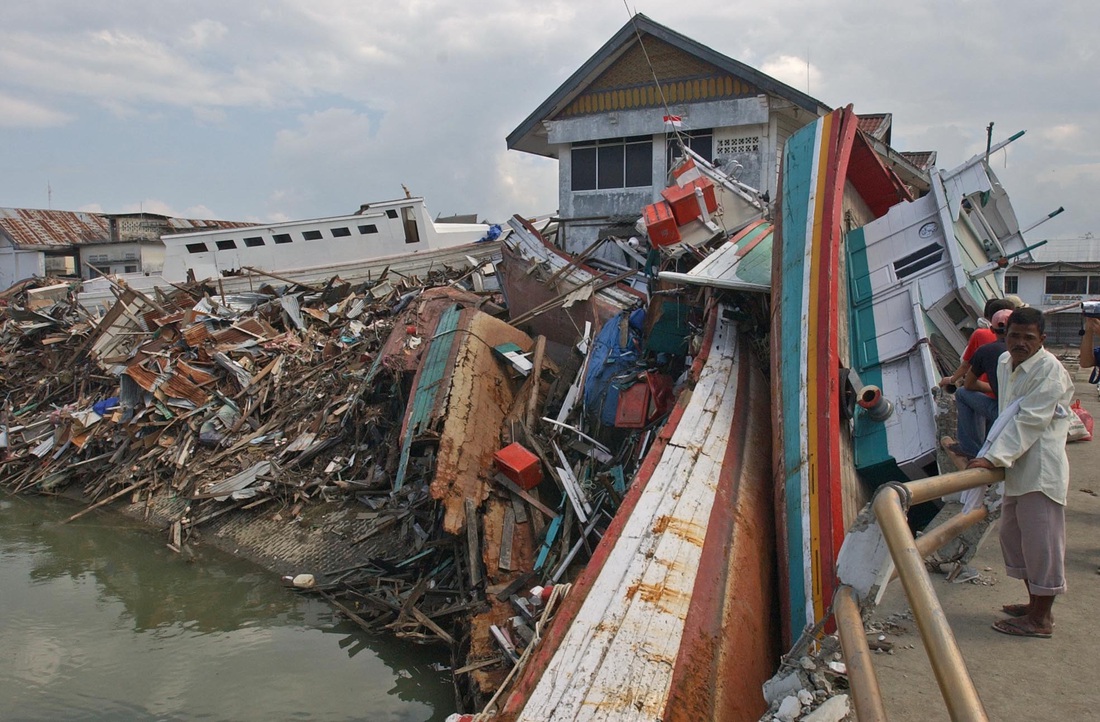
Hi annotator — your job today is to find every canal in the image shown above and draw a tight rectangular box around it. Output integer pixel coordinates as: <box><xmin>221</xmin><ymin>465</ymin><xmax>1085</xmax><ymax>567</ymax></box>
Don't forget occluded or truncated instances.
<box><xmin>0</xmin><ymin>496</ymin><xmax>456</xmax><ymax>721</ymax></box>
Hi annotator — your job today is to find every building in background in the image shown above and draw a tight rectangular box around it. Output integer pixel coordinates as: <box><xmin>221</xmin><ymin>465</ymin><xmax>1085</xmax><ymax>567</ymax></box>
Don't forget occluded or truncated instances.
<box><xmin>1004</xmin><ymin>235</ymin><xmax>1100</xmax><ymax>344</ymax></box>
<box><xmin>506</xmin><ymin>13</ymin><xmax>931</xmax><ymax>253</ymax></box>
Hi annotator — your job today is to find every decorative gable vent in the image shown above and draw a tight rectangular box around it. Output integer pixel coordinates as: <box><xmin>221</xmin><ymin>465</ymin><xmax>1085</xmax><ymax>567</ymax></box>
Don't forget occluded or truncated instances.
<box><xmin>717</xmin><ymin>136</ymin><xmax>759</xmax><ymax>155</ymax></box>
<box><xmin>893</xmin><ymin>242</ymin><xmax>944</xmax><ymax>279</ymax></box>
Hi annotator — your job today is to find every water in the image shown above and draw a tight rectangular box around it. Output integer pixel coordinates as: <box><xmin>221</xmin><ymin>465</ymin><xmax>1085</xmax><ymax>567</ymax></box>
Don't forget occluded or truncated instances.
<box><xmin>0</xmin><ymin>496</ymin><xmax>456</xmax><ymax>722</ymax></box>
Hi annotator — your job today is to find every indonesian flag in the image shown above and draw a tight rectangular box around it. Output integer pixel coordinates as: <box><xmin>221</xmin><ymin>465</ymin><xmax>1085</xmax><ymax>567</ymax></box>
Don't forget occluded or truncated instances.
<box><xmin>663</xmin><ymin>114</ymin><xmax>682</xmax><ymax>128</ymax></box>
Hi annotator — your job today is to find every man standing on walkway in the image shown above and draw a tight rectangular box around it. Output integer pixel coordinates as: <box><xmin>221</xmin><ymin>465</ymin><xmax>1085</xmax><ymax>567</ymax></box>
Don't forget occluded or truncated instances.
<box><xmin>968</xmin><ymin>307</ymin><xmax>1074</xmax><ymax>638</ymax></box>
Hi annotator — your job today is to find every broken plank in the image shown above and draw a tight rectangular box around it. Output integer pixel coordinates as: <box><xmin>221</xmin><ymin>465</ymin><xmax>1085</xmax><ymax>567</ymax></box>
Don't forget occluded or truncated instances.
<box><xmin>465</xmin><ymin>498</ymin><xmax>482</xmax><ymax>588</ymax></box>
<box><xmin>499</xmin><ymin>504</ymin><xmax>516</xmax><ymax>572</ymax></box>
<box><xmin>492</xmin><ymin>473</ymin><xmax>558</xmax><ymax>521</ymax></box>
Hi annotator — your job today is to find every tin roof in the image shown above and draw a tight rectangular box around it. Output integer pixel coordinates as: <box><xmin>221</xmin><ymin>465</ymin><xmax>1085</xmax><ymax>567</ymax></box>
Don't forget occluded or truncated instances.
<box><xmin>0</xmin><ymin>208</ymin><xmax>110</xmax><ymax>249</ymax></box>
<box><xmin>0</xmin><ymin>207</ymin><xmax>258</xmax><ymax>249</ymax></box>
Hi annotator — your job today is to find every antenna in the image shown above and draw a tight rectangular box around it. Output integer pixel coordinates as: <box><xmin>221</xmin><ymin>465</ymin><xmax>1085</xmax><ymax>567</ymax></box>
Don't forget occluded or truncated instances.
<box><xmin>47</xmin><ymin>180</ymin><xmax>52</xmax><ymax>209</ymax></box>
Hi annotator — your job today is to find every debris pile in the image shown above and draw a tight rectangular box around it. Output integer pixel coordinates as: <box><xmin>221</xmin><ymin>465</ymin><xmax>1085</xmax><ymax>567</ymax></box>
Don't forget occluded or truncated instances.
<box><xmin>0</xmin><ymin>237</ymin><xmax>703</xmax><ymax>710</ymax></box>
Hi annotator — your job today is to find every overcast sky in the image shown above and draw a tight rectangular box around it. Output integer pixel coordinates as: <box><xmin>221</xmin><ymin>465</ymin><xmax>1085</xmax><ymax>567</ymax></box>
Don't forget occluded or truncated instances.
<box><xmin>0</xmin><ymin>1</ymin><xmax>1096</xmax><ymax>241</ymax></box>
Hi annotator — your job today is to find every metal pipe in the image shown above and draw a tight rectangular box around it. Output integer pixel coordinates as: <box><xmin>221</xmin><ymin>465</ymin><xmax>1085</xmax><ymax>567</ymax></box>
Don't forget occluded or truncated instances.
<box><xmin>873</xmin><ymin>487</ymin><xmax>989</xmax><ymax>721</ymax></box>
<box><xmin>914</xmin><ymin>507</ymin><xmax>988</xmax><ymax>558</ymax></box>
<box><xmin>905</xmin><ymin>468</ymin><xmax>1003</xmax><ymax>506</ymax></box>
<box><xmin>833</xmin><ymin>585</ymin><xmax>889</xmax><ymax>722</ymax></box>
<box><xmin>890</xmin><ymin>507</ymin><xmax>989</xmax><ymax>584</ymax></box>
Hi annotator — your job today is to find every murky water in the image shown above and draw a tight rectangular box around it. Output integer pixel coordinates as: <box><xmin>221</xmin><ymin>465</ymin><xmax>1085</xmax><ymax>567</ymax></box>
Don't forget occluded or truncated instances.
<box><xmin>0</xmin><ymin>496</ymin><xmax>455</xmax><ymax>722</ymax></box>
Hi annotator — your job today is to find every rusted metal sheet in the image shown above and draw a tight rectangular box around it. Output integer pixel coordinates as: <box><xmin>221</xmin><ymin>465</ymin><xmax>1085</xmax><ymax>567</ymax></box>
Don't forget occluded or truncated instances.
<box><xmin>0</xmin><ymin>208</ymin><xmax>110</xmax><ymax>248</ymax></box>
<box><xmin>378</xmin><ymin>286</ymin><xmax>494</xmax><ymax>375</ymax></box>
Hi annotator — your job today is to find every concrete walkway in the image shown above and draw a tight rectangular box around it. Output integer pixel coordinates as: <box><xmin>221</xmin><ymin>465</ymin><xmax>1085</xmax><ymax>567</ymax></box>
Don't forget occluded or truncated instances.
<box><xmin>868</xmin><ymin>374</ymin><xmax>1100</xmax><ymax>720</ymax></box>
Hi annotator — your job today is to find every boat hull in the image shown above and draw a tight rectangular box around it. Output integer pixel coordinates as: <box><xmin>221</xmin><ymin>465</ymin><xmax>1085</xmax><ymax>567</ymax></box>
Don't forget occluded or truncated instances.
<box><xmin>499</xmin><ymin>303</ymin><xmax>777</xmax><ymax>721</ymax></box>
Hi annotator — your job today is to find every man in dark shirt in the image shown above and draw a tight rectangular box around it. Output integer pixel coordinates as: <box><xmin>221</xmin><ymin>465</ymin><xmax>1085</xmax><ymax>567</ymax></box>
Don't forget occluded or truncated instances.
<box><xmin>965</xmin><ymin>309</ymin><xmax>1011</xmax><ymax>399</ymax></box>
<box><xmin>953</xmin><ymin>309</ymin><xmax>1012</xmax><ymax>457</ymax></box>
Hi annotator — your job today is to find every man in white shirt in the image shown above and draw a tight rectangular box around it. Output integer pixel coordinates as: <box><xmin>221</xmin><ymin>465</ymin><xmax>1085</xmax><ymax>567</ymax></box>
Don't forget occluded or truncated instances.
<box><xmin>968</xmin><ymin>307</ymin><xmax>1074</xmax><ymax>638</ymax></box>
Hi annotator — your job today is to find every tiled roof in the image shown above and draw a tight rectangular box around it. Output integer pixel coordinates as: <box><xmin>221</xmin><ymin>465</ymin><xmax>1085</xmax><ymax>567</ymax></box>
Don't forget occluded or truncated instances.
<box><xmin>857</xmin><ymin>113</ymin><xmax>892</xmax><ymax>141</ymax></box>
<box><xmin>900</xmin><ymin>151</ymin><xmax>938</xmax><ymax>171</ymax></box>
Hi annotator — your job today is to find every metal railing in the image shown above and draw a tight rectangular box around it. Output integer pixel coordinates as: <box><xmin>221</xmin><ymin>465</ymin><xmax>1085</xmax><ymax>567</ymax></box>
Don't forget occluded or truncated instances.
<box><xmin>834</xmin><ymin>467</ymin><xmax>1004</xmax><ymax>722</ymax></box>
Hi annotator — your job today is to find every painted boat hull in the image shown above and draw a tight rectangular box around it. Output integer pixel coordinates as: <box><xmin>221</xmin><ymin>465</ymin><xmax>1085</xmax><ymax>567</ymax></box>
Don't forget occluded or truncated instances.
<box><xmin>771</xmin><ymin>106</ymin><xmax>910</xmax><ymax>646</ymax></box>
<box><xmin>499</xmin><ymin>303</ymin><xmax>778</xmax><ymax>721</ymax></box>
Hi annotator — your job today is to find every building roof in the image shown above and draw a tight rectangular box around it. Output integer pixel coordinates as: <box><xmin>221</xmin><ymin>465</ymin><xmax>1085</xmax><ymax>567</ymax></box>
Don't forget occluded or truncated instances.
<box><xmin>507</xmin><ymin>13</ymin><xmax>831</xmax><ymax>158</ymax></box>
<box><xmin>0</xmin><ymin>208</ymin><xmax>111</xmax><ymax>249</ymax></box>
<box><xmin>899</xmin><ymin>151</ymin><xmax>938</xmax><ymax>172</ymax></box>
<box><xmin>1021</xmin><ymin>236</ymin><xmax>1100</xmax><ymax>264</ymax></box>
<box><xmin>856</xmin><ymin>113</ymin><xmax>892</xmax><ymax>142</ymax></box>
<box><xmin>0</xmin><ymin>207</ymin><xmax>257</xmax><ymax>249</ymax></box>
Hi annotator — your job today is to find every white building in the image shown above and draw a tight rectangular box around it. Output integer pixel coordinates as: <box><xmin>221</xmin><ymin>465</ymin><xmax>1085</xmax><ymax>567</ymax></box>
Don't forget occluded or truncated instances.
<box><xmin>506</xmin><ymin>13</ymin><xmax>932</xmax><ymax>253</ymax></box>
<box><xmin>1004</xmin><ymin>235</ymin><xmax>1100</xmax><ymax>344</ymax></box>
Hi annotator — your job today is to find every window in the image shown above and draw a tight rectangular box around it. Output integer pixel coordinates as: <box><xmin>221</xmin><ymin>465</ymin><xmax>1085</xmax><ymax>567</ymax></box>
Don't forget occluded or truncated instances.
<box><xmin>123</xmin><ymin>252</ymin><xmax>138</xmax><ymax>260</ymax></box>
<box><xmin>1045</xmin><ymin>275</ymin><xmax>1087</xmax><ymax>295</ymax></box>
<box><xmin>124</xmin><ymin>265</ymin><xmax>137</xmax><ymax>273</ymax></box>
<box><xmin>216</xmin><ymin>240</ymin><xmax>237</xmax><ymax>250</ymax></box>
<box><xmin>1003</xmin><ymin>275</ymin><xmax>1018</xmax><ymax>294</ymax></box>
<box><xmin>571</xmin><ymin>136</ymin><xmax>653</xmax><ymax>191</ymax></box>
<box><xmin>243</xmin><ymin>236</ymin><xmax>265</xmax><ymax>248</ymax></box>
<box><xmin>273</xmin><ymin>233</ymin><xmax>292</xmax><ymax>244</ymax></box>
<box><xmin>386</xmin><ymin>209</ymin><xmax>399</xmax><ymax>219</ymax></box>
<box><xmin>331</xmin><ymin>227</ymin><xmax>351</xmax><ymax>237</ymax></box>
<box><xmin>402</xmin><ymin>207</ymin><xmax>420</xmax><ymax>244</ymax></box>
<box><xmin>893</xmin><ymin>243</ymin><xmax>944</xmax><ymax>279</ymax></box>
<box><xmin>186</xmin><ymin>243</ymin><xmax>208</xmax><ymax>254</ymax></box>
<box><xmin>716</xmin><ymin>136</ymin><xmax>760</xmax><ymax>156</ymax></box>
<box><xmin>358</xmin><ymin>224</ymin><xmax>378</xmax><ymax>234</ymax></box>
<box><xmin>1091</xmin><ymin>276</ymin><xmax>1100</xmax><ymax>294</ymax></box>
<box><xmin>667</xmin><ymin>129</ymin><xmax>714</xmax><ymax>169</ymax></box>
<box><xmin>88</xmin><ymin>254</ymin><xmax>108</xmax><ymax>263</ymax></box>
<box><xmin>302</xmin><ymin>230</ymin><xmax>323</xmax><ymax>240</ymax></box>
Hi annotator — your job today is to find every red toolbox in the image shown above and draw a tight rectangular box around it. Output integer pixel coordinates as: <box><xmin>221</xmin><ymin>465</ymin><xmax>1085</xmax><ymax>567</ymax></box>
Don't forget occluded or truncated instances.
<box><xmin>643</xmin><ymin>201</ymin><xmax>681</xmax><ymax>247</ymax></box>
<box><xmin>661</xmin><ymin>177</ymin><xmax>718</xmax><ymax>226</ymax></box>
<box><xmin>493</xmin><ymin>442</ymin><xmax>542</xmax><ymax>490</ymax></box>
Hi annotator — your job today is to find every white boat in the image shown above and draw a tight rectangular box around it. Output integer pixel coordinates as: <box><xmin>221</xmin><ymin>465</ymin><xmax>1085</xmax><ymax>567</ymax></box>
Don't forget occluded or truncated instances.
<box><xmin>79</xmin><ymin>196</ymin><xmax>501</xmax><ymax>310</ymax></box>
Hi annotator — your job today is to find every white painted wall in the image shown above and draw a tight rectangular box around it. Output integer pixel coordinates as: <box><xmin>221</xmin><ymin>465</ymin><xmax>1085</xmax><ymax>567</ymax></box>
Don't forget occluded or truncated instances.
<box><xmin>0</xmin><ymin>239</ymin><xmax>46</xmax><ymax>291</ymax></box>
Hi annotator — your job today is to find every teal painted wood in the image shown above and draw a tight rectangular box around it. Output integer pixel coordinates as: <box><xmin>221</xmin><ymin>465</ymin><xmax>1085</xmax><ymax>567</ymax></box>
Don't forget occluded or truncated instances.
<box><xmin>394</xmin><ymin>303</ymin><xmax>461</xmax><ymax>489</ymax></box>
<box><xmin>733</xmin><ymin>223</ymin><xmax>774</xmax><ymax>288</ymax></box>
<box><xmin>776</xmin><ymin>117</ymin><xmax>821</xmax><ymax>641</ymax></box>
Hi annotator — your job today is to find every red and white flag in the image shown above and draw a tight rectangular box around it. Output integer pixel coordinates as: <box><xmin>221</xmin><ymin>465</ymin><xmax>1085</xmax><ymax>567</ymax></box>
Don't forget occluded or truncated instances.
<box><xmin>663</xmin><ymin>114</ymin><xmax>682</xmax><ymax>128</ymax></box>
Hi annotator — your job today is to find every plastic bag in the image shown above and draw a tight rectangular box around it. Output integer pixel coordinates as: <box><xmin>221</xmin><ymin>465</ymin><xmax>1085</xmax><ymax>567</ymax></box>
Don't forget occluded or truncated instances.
<box><xmin>1069</xmin><ymin>399</ymin><xmax>1093</xmax><ymax>442</ymax></box>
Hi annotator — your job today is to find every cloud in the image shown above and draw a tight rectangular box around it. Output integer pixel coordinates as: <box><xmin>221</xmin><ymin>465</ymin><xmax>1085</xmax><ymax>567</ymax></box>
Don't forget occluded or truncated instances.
<box><xmin>759</xmin><ymin>55</ymin><xmax>820</xmax><ymax>96</ymax></box>
<box><xmin>179</xmin><ymin>19</ymin><xmax>228</xmax><ymax>49</ymax></box>
<box><xmin>0</xmin><ymin>92</ymin><xmax>73</xmax><ymax>128</ymax></box>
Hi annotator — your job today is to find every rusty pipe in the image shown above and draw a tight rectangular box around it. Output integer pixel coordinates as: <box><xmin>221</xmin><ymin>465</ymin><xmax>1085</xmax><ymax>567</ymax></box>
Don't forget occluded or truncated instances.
<box><xmin>873</xmin><ymin>486</ymin><xmax>989</xmax><ymax>721</ymax></box>
<box><xmin>833</xmin><ymin>585</ymin><xmax>888</xmax><ymax>722</ymax></box>
<box><xmin>906</xmin><ymin>468</ymin><xmax>1003</xmax><ymax>506</ymax></box>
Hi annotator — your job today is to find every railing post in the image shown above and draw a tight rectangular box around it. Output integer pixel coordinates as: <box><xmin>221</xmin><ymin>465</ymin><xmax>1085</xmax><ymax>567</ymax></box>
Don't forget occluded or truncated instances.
<box><xmin>834</xmin><ymin>585</ymin><xmax>888</xmax><ymax>722</ymax></box>
<box><xmin>872</xmin><ymin>484</ymin><xmax>990</xmax><ymax>721</ymax></box>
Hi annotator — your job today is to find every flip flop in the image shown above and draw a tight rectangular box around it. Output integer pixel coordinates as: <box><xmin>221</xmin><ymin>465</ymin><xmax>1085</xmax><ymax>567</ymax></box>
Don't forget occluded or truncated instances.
<box><xmin>991</xmin><ymin>617</ymin><xmax>1052</xmax><ymax>639</ymax></box>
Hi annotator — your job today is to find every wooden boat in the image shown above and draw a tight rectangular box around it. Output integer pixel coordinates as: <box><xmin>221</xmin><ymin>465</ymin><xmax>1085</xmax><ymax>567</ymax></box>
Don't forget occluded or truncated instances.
<box><xmin>770</xmin><ymin>106</ymin><xmax>1056</xmax><ymax>647</ymax></box>
<box><xmin>495</xmin><ymin>301</ymin><xmax>778</xmax><ymax>721</ymax></box>
<box><xmin>79</xmin><ymin>196</ymin><xmax>501</xmax><ymax>310</ymax></box>
<box><xmin>771</xmin><ymin>106</ymin><xmax>911</xmax><ymax>646</ymax></box>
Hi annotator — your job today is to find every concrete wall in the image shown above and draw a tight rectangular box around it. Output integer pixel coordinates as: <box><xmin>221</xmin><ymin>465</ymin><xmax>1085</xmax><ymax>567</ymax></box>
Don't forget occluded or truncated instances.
<box><xmin>81</xmin><ymin>241</ymin><xmax>148</xmax><ymax>278</ymax></box>
<box><xmin>546</xmin><ymin>96</ymin><xmax>816</xmax><ymax>253</ymax></box>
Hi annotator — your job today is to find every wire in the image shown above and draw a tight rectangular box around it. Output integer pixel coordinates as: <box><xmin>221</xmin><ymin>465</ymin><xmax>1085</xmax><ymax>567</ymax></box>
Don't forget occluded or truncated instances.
<box><xmin>621</xmin><ymin>1</ymin><xmax>687</xmax><ymax>154</ymax></box>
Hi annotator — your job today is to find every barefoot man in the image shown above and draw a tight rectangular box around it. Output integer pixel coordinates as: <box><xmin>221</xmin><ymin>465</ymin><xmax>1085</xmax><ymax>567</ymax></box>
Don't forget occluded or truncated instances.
<box><xmin>967</xmin><ymin>307</ymin><xmax>1074</xmax><ymax>638</ymax></box>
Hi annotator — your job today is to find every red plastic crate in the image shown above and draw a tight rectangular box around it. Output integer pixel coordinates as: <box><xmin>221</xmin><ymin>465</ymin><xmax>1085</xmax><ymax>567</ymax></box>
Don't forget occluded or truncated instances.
<box><xmin>661</xmin><ymin>177</ymin><xmax>718</xmax><ymax>226</ymax></box>
<box><xmin>493</xmin><ymin>442</ymin><xmax>542</xmax><ymax>490</ymax></box>
<box><xmin>643</xmin><ymin>201</ymin><xmax>681</xmax><ymax>247</ymax></box>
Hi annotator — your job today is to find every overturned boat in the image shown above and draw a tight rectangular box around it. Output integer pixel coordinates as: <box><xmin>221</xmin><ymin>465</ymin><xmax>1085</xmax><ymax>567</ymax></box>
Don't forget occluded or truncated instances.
<box><xmin>79</xmin><ymin>195</ymin><xmax>502</xmax><ymax>311</ymax></box>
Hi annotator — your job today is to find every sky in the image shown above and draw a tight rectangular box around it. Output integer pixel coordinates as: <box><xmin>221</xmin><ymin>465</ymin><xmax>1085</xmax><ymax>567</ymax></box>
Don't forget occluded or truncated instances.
<box><xmin>1</xmin><ymin>1</ymin><xmax>1097</xmax><ymax>242</ymax></box>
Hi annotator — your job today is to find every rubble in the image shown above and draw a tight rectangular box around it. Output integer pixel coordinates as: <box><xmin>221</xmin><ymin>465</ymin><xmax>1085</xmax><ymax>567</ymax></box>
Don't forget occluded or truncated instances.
<box><xmin>0</xmin><ymin>239</ymin><xmax>682</xmax><ymax>710</ymax></box>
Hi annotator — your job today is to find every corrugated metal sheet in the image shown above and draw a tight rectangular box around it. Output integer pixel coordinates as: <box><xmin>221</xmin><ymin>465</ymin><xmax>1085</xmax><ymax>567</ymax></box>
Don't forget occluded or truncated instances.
<box><xmin>0</xmin><ymin>208</ymin><xmax>110</xmax><ymax>248</ymax></box>
<box><xmin>165</xmin><ymin>218</ymin><xmax>259</xmax><ymax>233</ymax></box>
